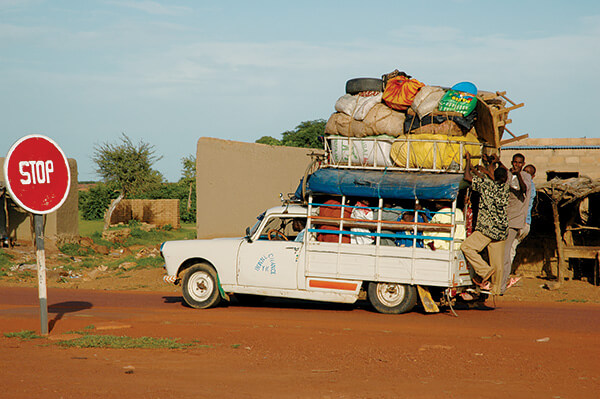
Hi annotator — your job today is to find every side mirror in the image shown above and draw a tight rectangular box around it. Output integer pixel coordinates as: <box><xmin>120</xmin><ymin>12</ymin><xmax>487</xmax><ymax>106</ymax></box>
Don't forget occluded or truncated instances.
<box><xmin>245</xmin><ymin>227</ymin><xmax>253</xmax><ymax>243</ymax></box>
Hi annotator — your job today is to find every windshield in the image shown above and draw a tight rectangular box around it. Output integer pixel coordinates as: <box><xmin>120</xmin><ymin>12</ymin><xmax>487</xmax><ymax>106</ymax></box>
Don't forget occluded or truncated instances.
<box><xmin>248</xmin><ymin>211</ymin><xmax>265</xmax><ymax>237</ymax></box>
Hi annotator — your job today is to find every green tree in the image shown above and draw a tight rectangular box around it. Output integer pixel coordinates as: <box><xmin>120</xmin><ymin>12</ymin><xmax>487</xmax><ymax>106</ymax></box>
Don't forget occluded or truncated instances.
<box><xmin>179</xmin><ymin>155</ymin><xmax>196</xmax><ymax>222</ymax></box>
<box><xmin>255</xmin><ymin>120</ymin><xmax>325</xmax><ymax>149</ymax></box>
<box><xmin>93</xmin><ymin>133</ymin><xmax>163</xmax><ymax>230</ymax></box>
<box><xmin>281</xmin><ymin>119</ymin><xmax>325</xmax><ymax>149</ymax></box>
<box><xmin>255</xmin><ymin>136</ymin><xmax>282</xmax><ymax>146</ymax></box>
<box><xmin>79</xmin><ymin>182</ymin><xmax>118</xmax><ymax>221</ymax></box>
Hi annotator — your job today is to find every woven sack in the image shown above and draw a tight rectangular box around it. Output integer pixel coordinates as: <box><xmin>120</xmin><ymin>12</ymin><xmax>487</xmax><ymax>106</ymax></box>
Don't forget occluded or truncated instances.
<box><xmin>411</xmin><ymin>86</ymin><xmax>445</xmax><ymax>119</ymax></box>
<box><xmin>363</xmin><ymin>103</ymin><xmax>405</xmax><ymax>137</ymax></box>
<box><xmin>325</xmin><ymin>112</ymin><xmax>351</xmax><ymax>136</ymax></box>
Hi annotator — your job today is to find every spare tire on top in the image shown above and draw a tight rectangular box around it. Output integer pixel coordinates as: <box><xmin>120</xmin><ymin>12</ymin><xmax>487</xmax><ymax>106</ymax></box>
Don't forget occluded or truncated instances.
<box><xmin>345</xmin><ymin>78</ymin><xmax>384</xmax><ymax>95</ymax></box>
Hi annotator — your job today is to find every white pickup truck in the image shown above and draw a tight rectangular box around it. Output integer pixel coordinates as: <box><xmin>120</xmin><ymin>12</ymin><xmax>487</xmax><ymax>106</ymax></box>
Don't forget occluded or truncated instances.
<box><xmin>161</xmin><ymin>191</ymin><xmax>474</xmax><ymax>314</ymax></box>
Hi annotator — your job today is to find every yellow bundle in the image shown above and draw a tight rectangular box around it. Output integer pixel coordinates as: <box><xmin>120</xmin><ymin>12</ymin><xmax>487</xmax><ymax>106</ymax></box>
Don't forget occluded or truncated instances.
<box><xmin>390</xmin><ymin>132</ymin><xmax>481</xmax><ymax>170</ymax></box>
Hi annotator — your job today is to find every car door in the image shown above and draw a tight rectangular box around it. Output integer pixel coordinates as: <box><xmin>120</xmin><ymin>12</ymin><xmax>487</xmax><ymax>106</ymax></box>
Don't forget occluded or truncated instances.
<box><xmin>237</xmin><ymin>215</ymin><xmax>304</xmax><ymax>290</ymax></box>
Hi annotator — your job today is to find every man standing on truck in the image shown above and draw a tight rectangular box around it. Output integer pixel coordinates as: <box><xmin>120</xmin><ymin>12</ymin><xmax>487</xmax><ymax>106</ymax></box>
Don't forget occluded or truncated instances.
<box><xmin>505</xmin><ymin>163</ymin><xmax>537</xmax><ymax>290</ymax></box>
<box><xmin>500</xmin><ymin>154</ymin><xmax>532</xmax><ymax>294</ymax></box>
<box><xmin>461</xmin><ymin>153</ymin><xmax>509</xmax><ymax>296</ymax></box>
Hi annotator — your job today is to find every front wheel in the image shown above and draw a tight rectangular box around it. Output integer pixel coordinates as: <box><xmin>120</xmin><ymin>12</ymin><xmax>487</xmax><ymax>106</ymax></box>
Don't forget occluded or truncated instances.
<box><xmin>182</xmin><ymin>264</ymin><xmax>221</xmax><ymax>309</ymax></box>
<box><xmin>367</xmin><ymin>282</ymin><xmax>417</xmax><ymax>314</ymax></box>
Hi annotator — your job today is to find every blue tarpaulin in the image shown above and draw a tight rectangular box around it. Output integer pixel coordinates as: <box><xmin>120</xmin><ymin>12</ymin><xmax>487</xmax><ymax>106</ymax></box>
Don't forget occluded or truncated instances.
<box><xmin>297</xmin><ymin>168</ymin><xmax>464</xmax><ymax>200</ymax></box>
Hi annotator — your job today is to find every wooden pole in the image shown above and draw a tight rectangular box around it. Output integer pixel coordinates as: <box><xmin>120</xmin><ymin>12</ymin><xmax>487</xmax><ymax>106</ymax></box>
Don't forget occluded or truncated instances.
<box><xmin>551</xmin><ymin>201</ymin><xmax>565</xmax><ymax>287</ymax></box>
<box><xmin>34</xmin><ymin>213</ymin><xmax>48</xmax><ymax>335</ymax></box>
<box><xmin>594</xmin><ymin>251</ymin><xmax>600</xmax><ymax>285</ymax></box>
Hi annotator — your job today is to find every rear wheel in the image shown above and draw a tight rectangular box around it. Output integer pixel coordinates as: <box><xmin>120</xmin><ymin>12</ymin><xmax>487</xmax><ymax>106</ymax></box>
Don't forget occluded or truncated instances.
<box><xmin>182</xmin><ymin>263</ymin><xmax>221</xmax><ymax>309</ymax></box>
<box><xmin>367</xmin><ymin>282</ymin><xmax>417</xmax><ymax>314</ymax></box>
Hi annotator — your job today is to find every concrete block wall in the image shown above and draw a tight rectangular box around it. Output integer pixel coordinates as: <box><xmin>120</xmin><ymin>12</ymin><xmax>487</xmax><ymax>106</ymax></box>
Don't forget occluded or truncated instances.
<box><xmin>501</xmin><ymin>137</ymin><xmax>600</xmax><ymax>277</ymax></box>
<box><xmin>501</xmin><ymin>138</ymin><xmax>600</xmax><ymax>184</ymax></box>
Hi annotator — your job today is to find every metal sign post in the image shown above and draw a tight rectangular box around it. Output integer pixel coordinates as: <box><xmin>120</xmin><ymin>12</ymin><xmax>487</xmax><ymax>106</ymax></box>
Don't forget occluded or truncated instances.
<box><xmin>34</xmin><ymin>214</ymin><xmax>48</xmax><ymax>335</ymax></box>
<box><xmin>3</xmin><ymin>135</ymin><xmax>71</xmax><ymax>336</ymax></box>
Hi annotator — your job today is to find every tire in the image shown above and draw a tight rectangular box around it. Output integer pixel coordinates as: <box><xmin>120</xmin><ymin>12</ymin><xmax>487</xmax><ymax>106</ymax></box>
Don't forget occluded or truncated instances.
<box><xmin>182</xmin><ymin>263</ymin><xmax>221</xmax><ymax>309</ymax></box>
<box><xmin>367</xmin><ymin>282</ymin><xmax>417</xmax><ymax>314</ymax></box>
<box><xmin>345</xmin><ymin>78</ymin><xmax>384</xmax><ymax>95</ymax></box>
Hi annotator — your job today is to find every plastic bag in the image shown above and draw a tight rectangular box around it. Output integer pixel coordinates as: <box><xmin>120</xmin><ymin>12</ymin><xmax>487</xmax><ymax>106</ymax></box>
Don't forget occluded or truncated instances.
<box><xmin>350</xmin><ymin>201</ymin><xmax>374</xmax><ymax>245</ymax></box>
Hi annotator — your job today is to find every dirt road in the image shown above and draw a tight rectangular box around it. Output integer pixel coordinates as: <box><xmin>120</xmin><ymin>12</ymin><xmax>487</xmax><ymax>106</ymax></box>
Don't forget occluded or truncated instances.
<box><xmin>0</xmin><ymin>287</ymin><xmax>598</xmax><ymax>398</ymax></box>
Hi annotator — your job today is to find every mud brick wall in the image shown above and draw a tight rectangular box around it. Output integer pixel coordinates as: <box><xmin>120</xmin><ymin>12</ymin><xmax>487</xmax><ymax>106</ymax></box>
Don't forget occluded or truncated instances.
<box><xmin>0</xmin><ymin>157</ymin><xmax>79</xmax><ymax>247</ymax></box>
<box><xmin>195</xmin><ymin>137</ymin><xmax>323</xmax><ymax>239</ymax></box>
<box><xmin>110</xmin><ymin>199</ymin><xmax>180</xmax><ymax>229</ymax></box>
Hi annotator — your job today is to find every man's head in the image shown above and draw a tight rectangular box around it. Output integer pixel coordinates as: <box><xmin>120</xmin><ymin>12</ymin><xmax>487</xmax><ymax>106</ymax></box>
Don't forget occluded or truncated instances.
<box><xmin>494</xmin><ymin>167</ymin><xmax>508</xmax><ymax>184</ymax></box>
<box><xmin>401</xmin><ymin>212</ymin><xmax>415</xmax><ymax>222</ymax></box>
<box><xmin>511</xmin><ymin>153</ymin><xmax>525</xmax><ymax>172</ymax></box>
<box><xmin>524</xmin><ymin>164</ymin><xmax>536</xmax><ymax>178</ymax></box>
<box><xmin>292</xmin><ymin>218</ymin><xmax>305</xmax><ymax>232</ymax></box>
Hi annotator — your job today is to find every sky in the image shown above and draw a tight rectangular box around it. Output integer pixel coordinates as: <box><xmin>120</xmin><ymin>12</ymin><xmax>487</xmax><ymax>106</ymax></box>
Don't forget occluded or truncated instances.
<box><xmin>1</xmin><ymin>0</ymin><xmax>599</xmax><ymax>182</ymax></box>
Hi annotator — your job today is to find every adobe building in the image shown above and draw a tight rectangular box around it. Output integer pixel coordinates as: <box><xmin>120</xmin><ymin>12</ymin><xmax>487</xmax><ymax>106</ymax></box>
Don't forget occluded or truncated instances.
<box><xmin>0</xmin><ymin>157</ymin><xmax>79</xmax><ymax>248</ymax></box>
<box><xmin>196</xmin><ymin>137</ymin><xmax>321</xmax><ymax>239</ymax></box>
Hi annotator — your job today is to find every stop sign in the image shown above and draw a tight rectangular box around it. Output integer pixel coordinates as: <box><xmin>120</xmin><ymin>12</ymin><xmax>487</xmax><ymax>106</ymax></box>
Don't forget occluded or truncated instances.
<box><xmin>3</xmin><ymin>135</ymin><xmax>71</xmax><ymax>214</ymax></box>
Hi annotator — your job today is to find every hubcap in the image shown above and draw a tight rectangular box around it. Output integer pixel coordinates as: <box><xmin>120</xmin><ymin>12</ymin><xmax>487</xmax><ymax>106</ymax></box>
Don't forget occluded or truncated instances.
<box><xmin>376</xmin><ymin>283</ymin><xmax>405</xmax><ymax>307</ymax></box>
<box><xmin>188</xmin><ymin>271</ymin><xmax>214</xmax><ymax>302</ymax></box>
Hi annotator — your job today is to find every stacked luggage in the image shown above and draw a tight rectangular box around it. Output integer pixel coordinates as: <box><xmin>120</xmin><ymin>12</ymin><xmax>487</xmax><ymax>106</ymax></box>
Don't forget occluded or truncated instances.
<box><xmin>323</xmin><ymin>70</ymin><xmax>523</xmax><ymax>172</ymax></box>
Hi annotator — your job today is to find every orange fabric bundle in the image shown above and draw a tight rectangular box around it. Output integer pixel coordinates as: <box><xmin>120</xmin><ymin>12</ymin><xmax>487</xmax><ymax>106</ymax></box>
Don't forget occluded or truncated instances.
<box><xmin>382</xmin><ymin>76</ymin><xmax>425</xmax><ymax>111</ymax></box>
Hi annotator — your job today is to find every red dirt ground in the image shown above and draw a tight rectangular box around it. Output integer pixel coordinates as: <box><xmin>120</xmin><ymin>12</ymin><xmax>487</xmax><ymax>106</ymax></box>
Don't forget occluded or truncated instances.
<box><xmin>0</xmin><ymin>286</ymin><xmax>598</xmax><ymax>399</ymax></box>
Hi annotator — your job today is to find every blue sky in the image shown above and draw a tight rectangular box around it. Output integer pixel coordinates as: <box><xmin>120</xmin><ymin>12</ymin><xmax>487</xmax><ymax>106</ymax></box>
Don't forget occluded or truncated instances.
<box><xmin>1</xmin><ymin>0</ymin><xmax>599</xmax><ymax>182</ymax></box>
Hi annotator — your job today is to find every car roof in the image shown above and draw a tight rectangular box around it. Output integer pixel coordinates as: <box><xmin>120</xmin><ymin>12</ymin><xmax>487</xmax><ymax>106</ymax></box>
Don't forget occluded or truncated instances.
<box><xmin>264</xmin><ymin>203</ymin><xmax>307</xmax><ymax>216</ymax></box>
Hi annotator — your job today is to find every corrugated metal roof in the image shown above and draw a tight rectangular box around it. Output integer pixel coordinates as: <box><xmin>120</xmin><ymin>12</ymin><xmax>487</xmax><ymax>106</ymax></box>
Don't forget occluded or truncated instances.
<box><xmin>501</xmin><ymin>145</ymin><xmax>600</xmax><ymax>150</ymax></box>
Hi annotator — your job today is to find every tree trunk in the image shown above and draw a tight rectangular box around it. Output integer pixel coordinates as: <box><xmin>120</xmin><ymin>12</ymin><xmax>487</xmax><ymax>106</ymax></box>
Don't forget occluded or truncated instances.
<box><xmin>187</xmin><ymin>183</ymin><xmax>192</xmax><ymax>213</ymax></box>
<box><xmin>103</xmin><ymin>192</ymin><xmax>125</xmax><ymax>231</ymax></box>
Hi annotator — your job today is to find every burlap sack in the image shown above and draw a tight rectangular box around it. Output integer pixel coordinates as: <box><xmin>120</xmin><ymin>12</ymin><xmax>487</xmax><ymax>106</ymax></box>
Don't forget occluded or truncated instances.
<box><xmin>325</xmin><ymin>112</ymin><xmax>351</xmax><ymax>136</ymax></box>
<box><xmin>363</xmin><ymin>103</ymin><xmax>405</xmax><ymax>137</ymax></box>
<box><xmin>326</xmin><ymin>103</ymin><xmax>405</xmax><ymax>138</ymax></box>
<box><xmin>411</xmin><ymin>120</ymin><xmax>463</xmax><ymax>136</ymax></box>
<box><xmin>349</xmin><ymin>118</ymin><xmax>374</xmax><ymax>137</ymax></box>
<box><xmin>325</xmin><ymin>112</ymin><xmax>374</xmax><ymax>137</ymax></box>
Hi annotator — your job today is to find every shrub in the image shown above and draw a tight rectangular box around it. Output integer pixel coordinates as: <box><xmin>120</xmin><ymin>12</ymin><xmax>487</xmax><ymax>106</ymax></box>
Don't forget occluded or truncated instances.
<box><xmin>81</xmin><ymin>181</ymin><xmax>196</xmax><ymax>223</ymax></box>
<box><xmin>80</xmin><ymin>183</ymin><xmax>119</xmax><ymax>220</ymax></box>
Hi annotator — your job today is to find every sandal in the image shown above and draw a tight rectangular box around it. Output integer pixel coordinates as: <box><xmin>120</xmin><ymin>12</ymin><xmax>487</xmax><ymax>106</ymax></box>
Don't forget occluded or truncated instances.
<box><xmin>473</xmin><ymin>277</ymin><xmax>492</xmax><ymax>290</ymax></box>
<box><xmin>507</xmin><ymin>276</ymin><xmax>521</xmax><ymax>289</ymax></box>
<box><xmin>459</xmin><ymin>292</ymin><xmax>474</xmax><ymax>301</ymax></box>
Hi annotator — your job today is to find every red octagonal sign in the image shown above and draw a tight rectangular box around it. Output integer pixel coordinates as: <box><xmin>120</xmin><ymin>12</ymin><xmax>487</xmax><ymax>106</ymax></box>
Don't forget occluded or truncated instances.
<box><xmin>4</xmin><ymin>135</ymin><xmax>71</xmax><ymax>214</ymax></box>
